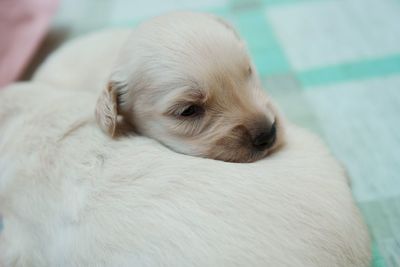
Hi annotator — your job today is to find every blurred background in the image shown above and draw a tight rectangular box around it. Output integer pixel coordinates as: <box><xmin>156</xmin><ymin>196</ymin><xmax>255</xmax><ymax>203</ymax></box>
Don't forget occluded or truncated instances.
<box><xmin>1</xmin><ymin>0</ymin><xmax>399</xmax><ymax>266</ymax></box>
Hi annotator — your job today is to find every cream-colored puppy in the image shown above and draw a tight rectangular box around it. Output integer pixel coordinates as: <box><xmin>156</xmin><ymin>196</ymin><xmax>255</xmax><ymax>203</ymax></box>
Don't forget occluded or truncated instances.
<box><xmin>93</xmin><ymin>12</ymin><xmax>284</xmax><ymax>163</ymax></box>
<box><xmin>96</xmin><ymin>12</ymin><xmax>283</xmax><ymax>162</ymax></box>
<box><xmin>35</xmin><ymin>12</ymin><xmax>284</xmax><ymax>162</ymax></box>
<box><xmin>0</xmin><ymin>83</ymin><xmax>370</xmax><ymax>267</ymax></box>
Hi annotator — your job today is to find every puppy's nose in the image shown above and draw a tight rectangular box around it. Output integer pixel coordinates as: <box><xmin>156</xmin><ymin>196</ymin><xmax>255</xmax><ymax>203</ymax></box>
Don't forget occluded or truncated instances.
<box><xmin>251</xmin><ymin>122</ymin><xmax>276</xmax><ymax>151</ymax></box>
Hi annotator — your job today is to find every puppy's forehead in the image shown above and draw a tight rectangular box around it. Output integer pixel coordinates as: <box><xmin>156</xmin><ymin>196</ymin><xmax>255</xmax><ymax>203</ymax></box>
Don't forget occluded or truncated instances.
<box><xmin>142</xmin><ymin>12</ymin><xmax>239</xmax><ymax>39</ymax></box>
<box><xmin>136</xmin><ymin>12</ymin><xmax>250</xmax><ymax>66</ymax></box>
<box><xmin>129</xmin><ymin>13</ymin><xmax>255</xmax><ymax>104</ymax></box>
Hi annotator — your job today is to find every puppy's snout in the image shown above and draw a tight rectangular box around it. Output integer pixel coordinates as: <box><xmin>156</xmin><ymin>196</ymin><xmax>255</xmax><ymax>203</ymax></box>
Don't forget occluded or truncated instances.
<box><xmin>251</xmin><ymin>122</ymin><xmax>276</xmax><ymax>151</ymax></box>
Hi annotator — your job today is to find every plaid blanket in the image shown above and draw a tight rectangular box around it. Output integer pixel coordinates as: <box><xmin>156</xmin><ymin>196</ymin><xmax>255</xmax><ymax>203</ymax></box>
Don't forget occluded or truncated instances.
<box><xmin>42</xmin><ymin>0</ymin><xmax>400</xmax><ymax>266</ymax></box>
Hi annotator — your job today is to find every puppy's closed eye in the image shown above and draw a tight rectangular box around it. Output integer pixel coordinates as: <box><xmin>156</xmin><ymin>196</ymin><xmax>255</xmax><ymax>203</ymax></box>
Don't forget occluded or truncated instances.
<box><xmin>164</xmin><ymin>87</ymin><xmax>207</xmax><ymax>119</ymax></box>
<box><xmin>165</xmin><ymin>103</ymin><xmax>205</xmax><ymax>119</ymax></box>
<box><xmin>179</xmin><ymin>105</ymin><xmax>204</xmax><ymax>118</ymax></box>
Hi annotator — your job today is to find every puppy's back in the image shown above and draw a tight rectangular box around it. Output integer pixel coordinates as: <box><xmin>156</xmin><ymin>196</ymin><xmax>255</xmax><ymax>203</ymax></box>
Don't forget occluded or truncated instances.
<box><xmin>33</xmin><ymin>29</ymin><xmax>131</xmax><ymax>93</ymax></box>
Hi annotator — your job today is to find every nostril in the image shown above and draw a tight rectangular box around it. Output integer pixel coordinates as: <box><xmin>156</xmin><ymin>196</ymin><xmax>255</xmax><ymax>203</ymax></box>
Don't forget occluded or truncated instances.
<box><xmin>252</xmin><ymin>122</ymin><xmax>277</xmax><ymax>150</ymax></box>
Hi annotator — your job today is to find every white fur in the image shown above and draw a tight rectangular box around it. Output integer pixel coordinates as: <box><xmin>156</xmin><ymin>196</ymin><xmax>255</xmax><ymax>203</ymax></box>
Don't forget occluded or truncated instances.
<box><xmin>34</xmin><ymin>28</ymin><xmax>130</xmax><ymax>93</ymax></box>
<box><xmin>0</xmin><ymin>83</ymin><xmax>370</xmax><ymax>266</ymax></box>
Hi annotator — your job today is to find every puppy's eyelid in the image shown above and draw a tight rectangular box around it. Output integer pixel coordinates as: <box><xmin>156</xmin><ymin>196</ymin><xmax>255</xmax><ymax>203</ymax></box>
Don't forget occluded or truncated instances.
<box><xmin>163</xmin><ymin>87</ymin><xmax>208</xmax><ymax>117</ymax></box>
<box><xmin>164</xmin><ymin>104</ymin><xmax>181</xmax><ymax>117</ymax></box>
<box><xmin>164</xmin><ymin>102</ymin><xmax>190</xmax><ymax>117</ymax></box>
<box><xmin>164</xmin><ymin>102</ymin><xmax>204</xmax><ymax>118</ymax></box>
<box><xmin>186</xmin><ymin>90</ymin><xmax>208</xmax><ymax>103</ymax></box>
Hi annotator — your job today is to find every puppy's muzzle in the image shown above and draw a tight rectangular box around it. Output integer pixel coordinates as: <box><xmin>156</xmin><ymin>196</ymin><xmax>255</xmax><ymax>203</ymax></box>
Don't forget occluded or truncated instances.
<box><xmin>250</xmin><ymin>121</ymin><xmax>277</xmax><ymax>151</ymax></box>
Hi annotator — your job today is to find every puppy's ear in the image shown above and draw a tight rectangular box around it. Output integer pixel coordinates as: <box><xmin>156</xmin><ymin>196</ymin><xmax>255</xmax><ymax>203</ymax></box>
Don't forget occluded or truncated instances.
<box><xmin>95</xmin><ymin>82</ymin><xmax>119</xmax><ymax>137</ymax></box>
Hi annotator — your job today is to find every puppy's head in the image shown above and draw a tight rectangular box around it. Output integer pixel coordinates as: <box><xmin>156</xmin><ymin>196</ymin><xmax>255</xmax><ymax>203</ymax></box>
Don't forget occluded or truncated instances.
<box><xmin>96</xmin><ymin>12</ymin><xmax>285</xmax><ymax>163</ymax></box>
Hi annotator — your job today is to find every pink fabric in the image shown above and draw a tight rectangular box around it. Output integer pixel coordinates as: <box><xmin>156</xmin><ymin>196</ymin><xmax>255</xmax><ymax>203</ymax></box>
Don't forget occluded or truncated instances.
<box><xmin>0</xmin><ymin>0</ymin><xmax>58</xmax><ymax>88</ymax></box>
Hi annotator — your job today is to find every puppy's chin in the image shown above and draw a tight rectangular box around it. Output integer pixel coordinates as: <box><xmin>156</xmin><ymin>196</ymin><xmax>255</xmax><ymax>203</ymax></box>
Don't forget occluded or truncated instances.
<box><xmin>204</xmin><ymin>132</ymin><xmax>285</xmax><ymax>163</ymax></box>
<box><xmin>199</xmin><ymin>121</ymin><xmax>285</xmax><ymax>163</ymax></box>
<box><xmin>210</xmin><ymin>143</ymin><xmax>284</xmax><ymax>163</ymax></box>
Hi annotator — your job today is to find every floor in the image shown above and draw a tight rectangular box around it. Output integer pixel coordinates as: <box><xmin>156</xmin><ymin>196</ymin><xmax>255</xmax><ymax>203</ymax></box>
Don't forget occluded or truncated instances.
<box><xmin>31</xmin><ymin>0</ymin><xmax>400</xmax><ymax>266</ymax></box>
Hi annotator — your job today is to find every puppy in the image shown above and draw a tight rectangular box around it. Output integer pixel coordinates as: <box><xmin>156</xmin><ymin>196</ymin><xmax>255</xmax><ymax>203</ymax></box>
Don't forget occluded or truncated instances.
<box><xmin>96</xmin><ymin>12</ymin><xmax>285</xmax><ymax>163</ymax></box>
<box><xmin>0</xmin><ymin>84</ymin><xmax>371</xmax><ymax>267</ymax></box>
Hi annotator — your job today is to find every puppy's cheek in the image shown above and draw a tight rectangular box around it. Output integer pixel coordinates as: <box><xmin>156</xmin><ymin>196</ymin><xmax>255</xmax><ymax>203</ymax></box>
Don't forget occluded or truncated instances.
<box><xmin>208</xmin><ymin>127</ymin><xmax>285</xmax><ymax>162</ymax></box>
<box><xmin>207</xmin><ymin>136</ymin><xmax>254</xmax><ymax>163</ymax></box>
<box><xmin>209</xmin><ymin>147</ymin><xmax>252</xmax><ymax>163</ymax></box>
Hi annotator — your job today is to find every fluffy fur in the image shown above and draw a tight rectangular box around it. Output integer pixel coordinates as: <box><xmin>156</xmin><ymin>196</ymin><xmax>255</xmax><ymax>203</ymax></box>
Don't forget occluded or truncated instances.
<box><xmin>37</xmin><ymin>12</ymin><xmax>284</xmax><ymax>163</ymax></box>
<box><xmin>33</xmin><ymin>28</ymin><xmax>130</xmax><ymax>93</ymax></box>
<box><xmin>0</xmin><ymin>83</ymin><xmax>370</xmax><ymax>267</ymax></box>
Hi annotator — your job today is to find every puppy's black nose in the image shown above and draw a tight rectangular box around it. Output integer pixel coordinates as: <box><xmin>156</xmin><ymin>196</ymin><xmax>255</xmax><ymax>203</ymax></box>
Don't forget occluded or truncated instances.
<box><xmin>252</xmin><ymin>122</ymin><xmax>276</xmax><ymax>151</ymax></box>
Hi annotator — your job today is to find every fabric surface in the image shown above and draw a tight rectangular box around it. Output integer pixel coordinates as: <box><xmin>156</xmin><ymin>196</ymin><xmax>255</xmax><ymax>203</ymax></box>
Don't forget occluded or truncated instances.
<box><xmin>36</xmin><ymin>0</ymin><xmax>400</xmax><ymax>266</ymax></box>
<box><xmin>0</xmin><ymin>0</ymin><xmax>58</xmax><ymax>88</ymax></box>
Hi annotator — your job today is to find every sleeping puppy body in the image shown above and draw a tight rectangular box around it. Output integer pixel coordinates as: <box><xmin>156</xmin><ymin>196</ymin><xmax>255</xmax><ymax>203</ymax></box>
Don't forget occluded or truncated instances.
<box><xmin>38</xmin><ymin>12</ymin><xmax>285</xmax><ymax>163</ymax></box>
<box><xmin>0</xmin><ymin>84</ymin><xmax>370</xmax><ymax>267</ymax></box>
